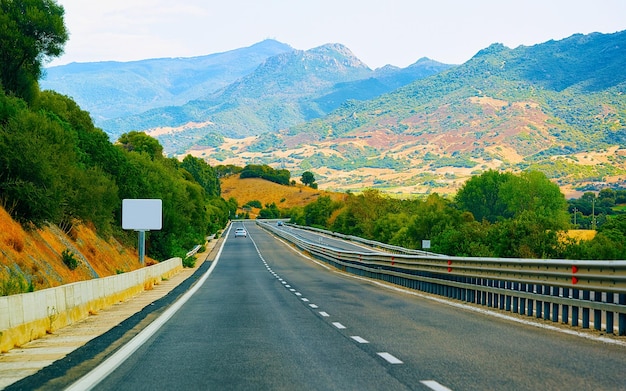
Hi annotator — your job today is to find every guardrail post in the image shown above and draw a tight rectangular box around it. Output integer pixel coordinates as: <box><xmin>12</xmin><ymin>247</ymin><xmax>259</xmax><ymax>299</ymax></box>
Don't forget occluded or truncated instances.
<box><xmin>543</xmin><ymin>285</ymin><xmax>551</xmax><ymax>321</ymax></box>
<box><xmin>582</xmin><ymin>290</ymin><xmax>590</xmax><ymax>329</ymax></box>
<box><xmin>511</xmin><ymin>282</ymin><xmax>518</xmax><ymax>313</ymax></box>
<box><xmin>606</xmin><ymin>293</ymin><xmax>614</xmax><ymax>334</ymax></box>
<box><xmin>552</xmin><ymin>287</ymin><xmax>560</xmax><ymax>323</ymax></box>
<box><xmin>617</xmin><ymin>293</ymin><xmax>626</xmax><ymax>335</ymax></box>
<box><xmin>594</xmin><ymin>291</ymin><xmax>602</xmax><ymax>331</ymax></box>
<box><xmin>505</xmin><ymin>281</ymin><xmax>512</xmax><ymax>312</ymax></box>
<box><xmin>536</xmin><ymin>285</ymin><xmax>543</xmax><ymax>319</ymax></box>
<box><xmin>520</xmin><ymin>283</ymin><xmax>527</xmax><ymax>315</ymax></box>
<box><xmin>572</xmin><ymin>289</ymin><xmax>580</xmax><ymax>327</ymax></box>
<box><xmin>562</xmin><ymin>288</ymin><xmax>570</xmax><ymax>325</ymax></box>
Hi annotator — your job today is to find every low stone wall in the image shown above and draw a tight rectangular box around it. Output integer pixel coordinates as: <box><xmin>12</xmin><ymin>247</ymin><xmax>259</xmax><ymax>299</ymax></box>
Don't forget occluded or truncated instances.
<box><xmin>0</xmin><ymin>257</ymin><xmax>182</xmax><ymax>353</ymax></box>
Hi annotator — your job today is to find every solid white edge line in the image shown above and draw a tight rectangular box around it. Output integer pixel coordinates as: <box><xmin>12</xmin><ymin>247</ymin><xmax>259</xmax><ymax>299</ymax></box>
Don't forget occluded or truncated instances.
<box><xmin>420</xmin><ymin>380</ymin><xmax>453</xmax><ymax>391</ymax></box>
<box><xmin>377</xmin><ymin>352</ymin><xmax>403</xmax><ymax>364</ymax></box>
<box><xmin>66</xmin><ymin>231</ymin><xmax>229</xmax><ymax>391</ymax></box>
<box><xmin>345</xmin><ymin>274</ymin><xmax>626</xmax><ymax>348</ymax></box>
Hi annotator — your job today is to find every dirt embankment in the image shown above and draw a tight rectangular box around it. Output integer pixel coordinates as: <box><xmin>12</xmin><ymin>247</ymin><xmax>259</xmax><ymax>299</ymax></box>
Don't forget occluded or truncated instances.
<box><xmin>0</xmin><ymin>207</ymin><xmax>147</xmax><ymax>293</ymax></box>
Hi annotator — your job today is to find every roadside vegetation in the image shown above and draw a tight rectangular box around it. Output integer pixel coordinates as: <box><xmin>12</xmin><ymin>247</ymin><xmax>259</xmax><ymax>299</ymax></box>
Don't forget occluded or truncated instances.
<box><xmin>286</xmin><ymin>170</ymin><xmax>626</xmax><ymax>260</ymax></box>
<box><xmin>0</xmin><ymin>1</ymin><xmax>233</xmax><ymax>263</ymax></box>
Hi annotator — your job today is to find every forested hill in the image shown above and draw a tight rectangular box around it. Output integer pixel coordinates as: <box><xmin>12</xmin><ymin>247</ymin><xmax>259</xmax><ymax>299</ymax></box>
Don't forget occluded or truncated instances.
<box><xmin>233</xmin><ymin>30</ymin><xmax>625</xmax><ymax>195</ymax></box>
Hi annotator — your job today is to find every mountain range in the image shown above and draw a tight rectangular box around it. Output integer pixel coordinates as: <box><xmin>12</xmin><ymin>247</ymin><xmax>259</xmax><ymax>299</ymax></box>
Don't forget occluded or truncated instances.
<box><xmin>42</xmin><ymin>33</ymin><xmax>626</xmax><ymax>196</ymax></box>
<box><xmin>41</xmin><ymin>39</ymin><xmax>294</xmax><ymax>123</ymax></box>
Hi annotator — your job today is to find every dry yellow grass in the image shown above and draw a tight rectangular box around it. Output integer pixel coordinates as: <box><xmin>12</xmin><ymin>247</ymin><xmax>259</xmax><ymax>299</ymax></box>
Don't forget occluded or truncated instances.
<box><xmin>564</xmin><ymin>230</ymin><xmax>597</xmax><ymax>241</ymax></box>
<box><xmin>220</xmin><ymin>175</ymin><xmax>346</xmax><ymax>217</ymax></box>
<box><xmin>0</xmin><ymin>207</ymin><xmax>149</xmax><ymax>291</ymax></box>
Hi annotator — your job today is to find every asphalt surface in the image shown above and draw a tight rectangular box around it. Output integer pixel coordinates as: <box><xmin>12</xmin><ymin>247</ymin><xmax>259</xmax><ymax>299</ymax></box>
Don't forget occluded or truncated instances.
<box><xmin>2</xmin><ymin>241</ymin><xmax>219</xmax><ymax>391</ymax></box>
<box><xmin>4</xmin><ymin>222</ymin><xmax>626</xmax><ymax>390</ymax></box>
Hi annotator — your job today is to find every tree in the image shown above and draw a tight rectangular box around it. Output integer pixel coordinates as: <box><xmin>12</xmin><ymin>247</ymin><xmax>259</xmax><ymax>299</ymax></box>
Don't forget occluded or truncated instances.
<box><xmin>181</xmin><ymin>155</ymin><xmax>221</xmax><ymax>197</ymax></box>
<box><xmin>0</xmin><ymin>0</ymin><xmax>68</xmax><ymax>101</ymax></box>
<box><xmin>455</xmin><ymin>170</ymin><xmax>514</xmax><ymax>223</ymax></box>
<box><xmin>301</xmin><ymin>171</ymin><xmax>316</xmax><ymax>187</ymax></box>
<box><xmin>304</xmin><ymin>196</ymin><xmax>339</xmax><ymax>227</ymax></box>
<box><xmin>499</xmin><ymin>170</ymin><xmax>569</xmax><ymax>230</ymax></box>
<box><xmin>117</xmin><ymin>131</ymin><xmax>164</xmax><ymax>160</ymax></box>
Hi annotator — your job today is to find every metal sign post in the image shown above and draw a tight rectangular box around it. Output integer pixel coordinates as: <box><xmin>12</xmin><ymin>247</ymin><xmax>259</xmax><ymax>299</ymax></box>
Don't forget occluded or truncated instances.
<box><xmin>122</xmin><ymin>199</ymin><xmax>162</xmax><ymax>265</ymax></box>
<box><xmin>138</xmin><ymin>230</ymin><xmax>146</xmax><ymax>264</ymax></box>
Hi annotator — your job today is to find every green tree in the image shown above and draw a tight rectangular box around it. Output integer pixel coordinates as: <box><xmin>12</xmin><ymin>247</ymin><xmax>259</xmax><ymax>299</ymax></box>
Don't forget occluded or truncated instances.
<box><xmin>0</xmin><ymin>0</ymin><xmax>68</xmax><ymax>101</ymax></box>
<box><xmin>454</xmin><ymin>169</ymin><xmax>514</xmax><ymax>223</ymax></box>
<box><xmin>180</xmin><ymin>155</ymin><xmax>221</xmax><ymax>197</ymax></box>
<box><xmin>258</xmin><ymin>203</ymin><xmax>280</xmax><ymax>219</ymax></box>
<box><xmin>499</xmin><ymin>170</ymin><xmax>569</xmax><ymax>230</ymax></box>
<box><xmin>408</xmin><ymin>194</ymin><xmax>466</xmax><ymax>250</ymax></box>
<box><xmin>304</xmin><ymin>196</ymin><xmax>339</xmax><ymax>227</ymax></box>
<box><xmin>117</xmin><ymin>131</ymin><xmax>164</xmax><ymax>160</ymax></box>
<box><xmin>301</xmin><ymin>171</ymin><xmax>316</xmax><ymax>187</ymax></box>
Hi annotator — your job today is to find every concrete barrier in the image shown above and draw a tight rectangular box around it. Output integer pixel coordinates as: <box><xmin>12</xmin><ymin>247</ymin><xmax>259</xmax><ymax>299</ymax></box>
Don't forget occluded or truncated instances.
<box><xmin>0</xmin><ymin>257</ymin><xmax>182</xmax><ymax>353</ymax></box>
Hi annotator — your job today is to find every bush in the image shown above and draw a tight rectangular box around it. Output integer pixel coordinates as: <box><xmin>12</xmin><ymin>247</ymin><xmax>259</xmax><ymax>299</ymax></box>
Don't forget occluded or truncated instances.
<box><xmin>61</xmin><ymin>249</ymin><xmax>79</xmax><ymax>270</ymax></box>
<box><xmin>183</xmin><ymin>255</ymin><xmax>196</xmax><ymax>268</ymax></box>
<box><xmin>0</xmin><ymin>267</ymin><xmax>31</xmax><ymax>296</ymax></box>
<box><xmin>245</xmin><ymin>200</ymin><xmax>262</xmax><ymax>208</ymax></box>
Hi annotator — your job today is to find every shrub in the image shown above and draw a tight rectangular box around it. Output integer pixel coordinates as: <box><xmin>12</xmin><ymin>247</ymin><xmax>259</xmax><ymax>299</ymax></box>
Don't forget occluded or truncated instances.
<box><xmin>183</xmin><ymin>255</ymin><xmax>196</xmax><ymax>268</ymax></box>
<box><xmin>0</xmin><ymin>267</ymin><xmax>30</xmax><ymax>296</ymax></box>
<box><xmin>61</xmin><ymin>249</ymin><xmax>79</xmax><ymax>270</ymax></box>
<box><xmin>245</xmin><ymin>200</ymin><xmax>262</xmax><ymax>208</ymax></box>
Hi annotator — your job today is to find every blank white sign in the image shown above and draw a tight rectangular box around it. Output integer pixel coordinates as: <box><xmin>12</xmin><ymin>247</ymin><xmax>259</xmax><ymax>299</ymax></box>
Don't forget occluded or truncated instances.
<box><xmin>122</xmin><ymin>199</ymin><xmax>162</xmax><ymax>230</ymax></box>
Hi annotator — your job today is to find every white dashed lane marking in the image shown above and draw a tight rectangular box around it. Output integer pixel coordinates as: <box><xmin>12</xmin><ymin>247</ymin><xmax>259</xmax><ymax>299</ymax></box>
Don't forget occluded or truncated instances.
<box><xmin>253</xmin><ymin>230</ymin><xmax>459</xmax><ymax>386</ymax></box>
<box><xmin>351</xmin><ymin>336</ymin><xmax>369</xmax><ymax>344</ymax></box>
<box><xmin>377</xmin><ymin>352</ymin><xmax>403</xmax><ymax>364</ymax></box>
<box><xmin>420</xmin><ymin>380</ymin><xmax>453</xmax><ymax>391</ymax></box>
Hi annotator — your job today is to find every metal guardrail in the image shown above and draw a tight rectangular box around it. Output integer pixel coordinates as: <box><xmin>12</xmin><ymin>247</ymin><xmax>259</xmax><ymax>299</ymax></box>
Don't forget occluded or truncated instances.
<box><xmin>286</xmin><ymin>223</ymin><xmax>443</xmax><ymax>256</ymax></box>
<box><xmin>260</xmin><ymin>222</ymin><xmax>626</xmax><ymax>336</ymax></box>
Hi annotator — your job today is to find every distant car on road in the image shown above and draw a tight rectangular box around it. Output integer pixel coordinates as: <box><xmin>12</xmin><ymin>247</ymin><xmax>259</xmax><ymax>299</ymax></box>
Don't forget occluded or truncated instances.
<box><xmin>277</xmin><ymin>221</ymin><xmax>284</xmax><ymax>226</ymax></box>
<box><xmin>234</xmin><ymin>228</ymin><xmax>247</xmax><ymax>238</ymax></box>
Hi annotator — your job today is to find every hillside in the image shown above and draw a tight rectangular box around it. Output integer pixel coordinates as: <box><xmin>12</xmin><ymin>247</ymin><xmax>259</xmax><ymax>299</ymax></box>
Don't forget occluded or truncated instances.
<box><xmin>191</xmin><ymin>31</ymin><xmax>626</xmax><ymax>197</ymax></box>
<box><xmin>0</xmin><ymin>206</ymin><xmax>148</xmax><ymax>294</ymax></box>
<box><xmin>220</xmin><ymin>175</ymin><xmax>345</xmax><ymax>218</ymax></box>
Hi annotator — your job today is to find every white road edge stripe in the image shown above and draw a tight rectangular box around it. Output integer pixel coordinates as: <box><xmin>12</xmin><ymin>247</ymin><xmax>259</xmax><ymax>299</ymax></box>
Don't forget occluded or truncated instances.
<box><xmin>377</xmin><ymin>352</ymin><xmax>403</xmax><ymax>364</ymax></box>
<box><xmin>319</xmin><ymin>311</ymin><xmax>330</xmax><ymax>317</ymax></box>
<box><xmin>66</xmin><ymin>223</ymin><xmax>230</xmax><ymax>391</ymax></box>
<box><xmin>420</xmin><ymin>380</ymin><xmax>453</xmax><ymax>391</ymax></box>
<box><xmin>332</xmin><ymin>322</ymin><xmax>346</xmax><ymax>329</ymax></box>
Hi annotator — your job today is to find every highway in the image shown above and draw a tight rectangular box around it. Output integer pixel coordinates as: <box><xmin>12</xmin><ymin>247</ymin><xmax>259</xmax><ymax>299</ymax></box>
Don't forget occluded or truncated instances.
<box><xmin>75</xmin><ymin>222</ymin><xmax>625</xmax><ymax>390</ymax></box>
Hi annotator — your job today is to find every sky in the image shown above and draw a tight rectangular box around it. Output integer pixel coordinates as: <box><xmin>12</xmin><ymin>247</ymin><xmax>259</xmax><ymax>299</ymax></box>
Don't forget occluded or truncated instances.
<box><xmin>49</xmin><ymin>0</ymin><xmax>626</xmax><ymax>69</ymax></box>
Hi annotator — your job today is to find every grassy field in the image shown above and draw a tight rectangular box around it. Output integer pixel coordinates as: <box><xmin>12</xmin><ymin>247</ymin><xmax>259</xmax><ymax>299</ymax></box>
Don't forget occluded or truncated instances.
<box><xmin>220</xmin><ymin>175</ymin><xmax>346</xmax><ymax>218</ymax></box>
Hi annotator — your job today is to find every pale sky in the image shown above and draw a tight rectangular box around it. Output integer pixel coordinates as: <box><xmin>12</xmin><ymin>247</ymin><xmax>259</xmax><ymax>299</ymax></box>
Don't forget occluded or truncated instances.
<box><xmin>49</xmin><ymin>0</ymin><xmax>626</xmax><ymax>69</ymax></box>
